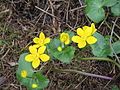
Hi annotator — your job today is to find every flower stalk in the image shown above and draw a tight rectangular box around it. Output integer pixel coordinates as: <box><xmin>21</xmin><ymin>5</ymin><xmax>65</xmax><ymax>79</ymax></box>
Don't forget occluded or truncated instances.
<box><xmin>51</xmin><ymin>68</ymin><xmax>112</xmax><ymax>80</ymax></box>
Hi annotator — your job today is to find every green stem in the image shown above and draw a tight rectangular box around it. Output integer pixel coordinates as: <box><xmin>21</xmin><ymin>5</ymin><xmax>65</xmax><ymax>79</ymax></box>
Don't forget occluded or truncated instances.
<box><xmin>51</xmin><ymin>68</ymin><xmax>112</xmax><ymax>80</ymax></box>
<box><xmin>79</xmin><ymin>57</ymin><xmax>120</xmax><ymax>69</ymax></box>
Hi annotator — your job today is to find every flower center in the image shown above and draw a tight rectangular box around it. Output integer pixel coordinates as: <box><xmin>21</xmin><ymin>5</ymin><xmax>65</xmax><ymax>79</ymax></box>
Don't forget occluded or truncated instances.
<box><xmin>39</xmin><ymin>39</ymin><xmax>44</xmax><ymax>46</ymax></box>
<box><xmin>62</xmin><ymin>36</ymin><xmax>67</xmax><ymax>41</ymax></box>
<box><xmin>81</xmin><ymin>36</ymin><xmax>88</xmax><ymax>41</ymax></box>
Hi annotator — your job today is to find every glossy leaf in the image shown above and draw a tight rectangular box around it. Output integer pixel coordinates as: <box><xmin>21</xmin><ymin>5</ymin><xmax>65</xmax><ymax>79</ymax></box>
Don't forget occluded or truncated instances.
<box><xmin>103</xmin><ymin>0</ymin><xmax>118</xmax><ymax>7</ymax></box>
<box><xmin>91</xmin><ymin>32</ymin><xmax>111</xmax><ymax>57</ymax></box>
<box><xmin>16</xmin><ymin>53</ymin><xmax>34</xmax><ymax>86</ymax></box>
<box><xmin>85</xmin><ymin>0</ymin><xmax>105</xmax><ymax>23</ymax></box>
<box><xmin>28</xmin><ymin>72</ymin><xmax>49</xmax><ymax>90</ymax></box>
<box><xmin>111</xmin><ymin>1</ymin><xmax>120</xmax><ymax>16</ymax></box>
<box><xmin>112</xmin><ymin>40</ymin><xmax>120</xmax><ymax>54</ymax></box>
<box><xmin>47</xmin><ymin>38</ymin><xmax>75</xmax><ymax>63</ymax></box>
<box><xmin>112</xmin><ymin>85</ymin><xmax>120</xmax><ymax>90</ymax></box>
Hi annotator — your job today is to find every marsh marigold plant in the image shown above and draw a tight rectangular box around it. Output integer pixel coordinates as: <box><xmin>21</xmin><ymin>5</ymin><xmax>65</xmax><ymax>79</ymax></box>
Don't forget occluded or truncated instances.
<box><xmin>17</xmin><ymin>23</ymin><xmax>119</xmax><ymax>90</ymax></box>
<box><xmin>72</xmin><ymin>23</ymin><xmax>97</xmax><ymax>48</ymax></box>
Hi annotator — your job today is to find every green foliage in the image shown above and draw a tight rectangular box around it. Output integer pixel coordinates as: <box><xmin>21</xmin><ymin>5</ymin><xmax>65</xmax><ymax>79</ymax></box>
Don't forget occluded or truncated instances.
<box><xmin>16</xmin><ymin>53</ymin><xmax>34</xmax><ymax>86</ymax></box>
<box><xmin>28</xmin><ymin>72</ymin><xmax>49</xmax><ymax>90</ymax></box>
<box><xmin>112</xmin><ymin>85</ymin><xmax>120</xmax><ymax>90</ymax></box>
<box><xmin>90</xmin><ymin>32</ymin><xmax>111</xmax><ymax>57</ymax></box>
<box><xmin>16</xmin><ymin>53</ymin><xmax>49</xmax><ymax>90</ymax></box>
<box><xmin>103</xmin><ymin>0</ymin><xmax>118</xmax><ymax>7</ymax></box>
<box><xmin>111</xmin><ymin>1</ymin><xmax>120</xmax><ymax>16</ymax></box>
<box><xmin>47</xmin><ymin>38</ymin><xmax>75</xmax><ymax>63</ymax></box>
<box><xmin>91</xmin><ymin>33</ymin><xmax>120</xmax><ymax>57</ymax></box>
<box><xmin>85</xmin><ymin>0</ymin><xmax>105</xmax><ymax>23</ymax></box>
<box><xmin>110</xmin><ymin>40</ymin><xmax>120</xmax><ymax>56</ymax></box>
<box><xmin>85</xmin><ymin>0</ymin><xmax>119</xmax><ymax>23</ymax></box>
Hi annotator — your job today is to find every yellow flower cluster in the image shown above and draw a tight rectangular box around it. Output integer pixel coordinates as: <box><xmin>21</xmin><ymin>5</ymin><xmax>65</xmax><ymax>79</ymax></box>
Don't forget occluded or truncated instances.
<box><xmin>72</xmin><ymin>23</ymin><xmax>97</xmax><ymax>48</ymax></box>
<box><xmin>25</xmin><ymin>32</ymin><xmax>50</xmax><ymax>69</ymax></box>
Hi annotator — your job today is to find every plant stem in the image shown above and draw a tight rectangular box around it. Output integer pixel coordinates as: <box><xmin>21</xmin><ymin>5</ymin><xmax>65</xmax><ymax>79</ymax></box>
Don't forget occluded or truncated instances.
<box><xmin>79</xmin><ymin>57</ymin><xmax>120</xmax><ymax>69</ymax></box>
<box><xmin>51</xmin><ymin>68</ymin><xmax>112</xmax><ymax>80</ymax></box>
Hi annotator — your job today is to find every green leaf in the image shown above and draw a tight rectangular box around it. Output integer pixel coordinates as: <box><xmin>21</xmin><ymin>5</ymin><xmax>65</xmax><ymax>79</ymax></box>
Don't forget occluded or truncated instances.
<box><xmin>16</xmin><ymin>53</ymin><xmax>34</xmax><ymax>86</ymax></box>
<box><xmin>111</xmin><ymin>1</ymin><xmax>120</xmax><ymax>16</ymax></box>
<box><xmin>47</xmin><ymin>38</ymin><xmax>75</xmax><ymax>63</ymax></box>
<box><xmin>91</xmin><ymin>32</ymin><xmax>111</xmax><ymax>57</ymax></box>
<box><xmin>110</xmin><ymin>40</ymin><xmax>120</xmax><ymax>56</ymax></box>
<box><xmin>35</xmin><ymin>72</ymin><xmax>49</xmax><ymax>89</ymax></box>
<box><xmin>103</xmin><ymin>0</ymin><xmax>118</xmax><ymax>7</ymax></box>
<box><xmin>65</xmin><ymin>31</ymin><xmax>74</xmax><ymax>38</ymax></box>
<box><xmin>53</xmin><ymin>46</ymin><xmax>75</xmax><ymax>63</ymax></box>
<box><xmin>112</xmin><ymin>85</ymin><xmax>120</xmax><ymax>90</ymax></box>
<box><xmin>28</xmin><ymin>72</ymin><xmax>49</xmax><ymax>90</ymax></box>
<box><xmin>85</xmin><ymin>0</ymin><xmax>105</xmax><ymax>23</ymax></box>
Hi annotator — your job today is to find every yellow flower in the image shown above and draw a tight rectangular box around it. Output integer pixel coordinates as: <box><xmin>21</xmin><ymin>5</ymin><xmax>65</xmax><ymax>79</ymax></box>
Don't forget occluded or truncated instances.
<box><xmin>60</xmin><ymin>32</ymin><xmax>70</xmax><ymax>45</ymax></box>
<box><xmin>32</xmin><ymin>83</ymin><xmax>38</xmax><ymax>88</ymax></box>
<box><xmin>57</xmin><ymin>46</ymin><xmax>62</xmax><ymax>51</ymax></box>
<box><xmin>33</xmin><ymin>32</ymin><xmax>50</xmax><ymax>48</ymax></box>
<box><xmin>72</xmin><ymin>23</ymin><xmax>97</xmax><ymax>48</ymax></box>
<box><xmin>21</xmin><ymin>70</ymin><xmax>27</xmax><ymax>78</ymax></box>
<box><xmin>25</xmin><ymin>46</ymin><xmax>50</xmax><ymax>69</ymax></box>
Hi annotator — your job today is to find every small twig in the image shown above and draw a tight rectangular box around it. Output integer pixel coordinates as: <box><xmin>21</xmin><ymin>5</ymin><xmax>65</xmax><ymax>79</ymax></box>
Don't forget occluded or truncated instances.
<box><xmin>112</xmin><ymin>21</ymin><xmax>120</xmax><ymax>29</ymax></box>
<box><xmin>66</xmin><ymin>0</ymin><xmax>70</xmax><ymax>22</ymax></box>
<box><xmin>1</xmin><ymin>49</ymin><xmax>10</xmax><ymax>60</ymax></box>
<box><xmin>78</xmin><ymin>0</ymin><xmax>83</xmax><ymax>6</ymax></box>
<box><xmin>98</xmin><ymin>13</ymin><xmax>109</xmax><ymax>29</ymax></box>
<box><xmin>105</xmin><ymin>21</ymin><xmax>120</xmax><ymax>40</ymax></box>
<box><xmin>51</xmin><ymin>68</ymin><xmax>112</xmax><ymax>80</ymax></box>
<box><xmin>35</xmin><ymin>6</ymin><xmax>57</xmax><ymax>18</ymax></box>
<box><xmin>69</xmin><ymin>5</ymin><xmax>86</xmax><ymax>12</ymax></box>
<box><xmin>0</xmin><ymin>9</ymin><xmax>9</xmax><ymax>15</ymax></box>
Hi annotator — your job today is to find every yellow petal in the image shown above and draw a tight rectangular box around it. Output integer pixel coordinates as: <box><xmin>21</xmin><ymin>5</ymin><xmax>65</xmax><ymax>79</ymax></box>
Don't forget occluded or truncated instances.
<box><xmin>60</xmin><ymin>33</ymin><xmax>65</xmax><ymax>42</ymax></box>
<box><xmin>65</xmin><ymin>39</ymin><xmax>70</xmax><ymax>45</ymax></box>
<box><xmin>40</xmin><ymin>54</ymin><xmax>50</xmax><ymax>62</ymax></box>
<box><xmin>77</xmin><ymin>28</ymin><xmax>84</xmax><ymax>37</ymax></box>
<box><xmin>91</xmin><ymin>23</ymin><xmax>97</xmax><ymax>34</ymax></box>
<box><xmin>33</xmin><ymin>37</ymin><xmax>40</xmax><ymax>44</ymax></box>
<box><xmin>39</xmin><ymin>32</ymin><xmax>45</xmax><ymax>40</ymax></box>
<box><xmin>38</xmin><ymin>46</ymin><xmax>46</xmax><ymax>54</ymax></box>
<box><xmin>83</xmin><ymin>26</ymin><xmax>93</xmax><ymax>37</ymax></box>
<box><xmin>44</xmin><ymin>37</ymin><xmax>50</xmax><ymax>44</ymax></box>
<box><xmin>32</xmin><ymin>59</ymin><xmax>40</xmax><ymax>69</ymax></box>
<box><xmin>78</xmin><ymin>40</ymin><xmax>86</xmax><ymax>48</ymax></box>
<box><xmin>86</xmin><ymin>36</ymin><xmax>97</xmax><ymax>44</ymax></box>
<box><xmin>25</xmin><ymin>54</ymin><xmax>35</xmax><ymax>62</ymax></box>
<box><xmin>60</xmin><ymin>33</ymin><xmax>69</xmax><ymax>43</ymax></box>
<box><xmin>32</xmin><ymin>44</ymin><xmax>40</xmax><ymax>48</ymax></box>
<box><xmin>72</xmin><ymin>36</ymin><xmax>82</xmax><ymax>43</ymax></box>
<box><xmin>29</xmin><ymin>46</ymin><xmax>37</xmax><ymax>54</ymax></box>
